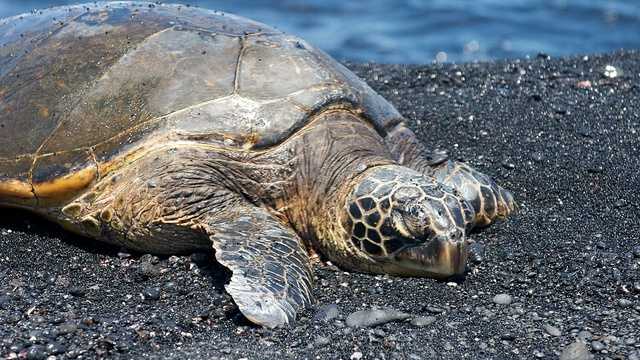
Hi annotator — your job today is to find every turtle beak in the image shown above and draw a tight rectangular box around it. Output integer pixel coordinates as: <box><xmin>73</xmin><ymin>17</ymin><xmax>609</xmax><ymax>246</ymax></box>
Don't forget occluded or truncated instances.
<box><xmin>395</xmin><ymin>235</ymin><xmax>468</xmax><ymax>278</ymax></box>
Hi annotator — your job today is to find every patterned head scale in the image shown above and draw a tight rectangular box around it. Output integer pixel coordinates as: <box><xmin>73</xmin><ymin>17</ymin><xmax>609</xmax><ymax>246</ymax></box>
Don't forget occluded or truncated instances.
<box><xmin>343</xmin><ymin>166</ymin><xmax>474</xmax><ymax>277</ymax></box>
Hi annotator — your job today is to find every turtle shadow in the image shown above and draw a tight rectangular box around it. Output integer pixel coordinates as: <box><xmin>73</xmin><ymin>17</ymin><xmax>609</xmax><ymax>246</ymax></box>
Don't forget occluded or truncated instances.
<box><xmin>0</xmin><ymin>207</ymin><xmax>232</xmax><ymax>290</ymax></box>
<box><xmin>0</xmin><ymin>207</ymin><xmax>120</xmax><ymax>256</ymax></box>
<box><xmin>189</xmin><ymin>253</ymin><xmax>261</xmax><ymax>327</ymax></box>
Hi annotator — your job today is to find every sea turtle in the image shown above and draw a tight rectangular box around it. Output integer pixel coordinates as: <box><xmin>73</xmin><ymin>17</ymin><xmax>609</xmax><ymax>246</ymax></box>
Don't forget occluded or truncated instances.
<box><xmin>0</xmin><ymin>2</ymin><xmax>515</xmax><ymax>327</ymax></box>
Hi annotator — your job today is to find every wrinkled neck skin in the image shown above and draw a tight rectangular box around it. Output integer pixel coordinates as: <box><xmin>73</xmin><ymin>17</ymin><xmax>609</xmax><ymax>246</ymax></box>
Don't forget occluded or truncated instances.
<box><xmin>269</xmin><ymin>110</ymin><xmax>393</xmax><ymax>269</ymax></box>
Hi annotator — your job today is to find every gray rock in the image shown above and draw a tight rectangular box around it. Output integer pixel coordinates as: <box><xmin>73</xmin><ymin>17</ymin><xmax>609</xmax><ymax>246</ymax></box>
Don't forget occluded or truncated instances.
<box><xmin>140</xmin><ymin>254</ymin><xmax>160</xmax><ymax>264</ymax></box>
<box><xmin>424</xmin><ymin>306</ymin><xmax>444</xmax><ymax>314</ymax></box>
<box><xmin>314</xmin><ymin>304</ymin><xmax>340</xmax><ymax>323</ymax></box>
<box><xmin>0</xmin><ymin>295</ymin><xmax>10</xmax><ymax>310</ymax></box>
<box><xmin>67</xmin><ymin>286</ymin><xmax>86</xmax><ymax>297</ymax></box>
<box><xmin>142</xmin><ymin>287</ymin><xmax>161</xmax><ymax>301</ymax></box>
<box><xmin>55</xmin><ymin>323</ymin><xmax>77</xmax><ymax>336</ymax></box>
<box><xmin>117</xmin><ymin>251</ymin><xmax>131</xmax><ymax>259</ymax></box>
<box><xmin>590</xmin><ymin>340</ymin><xmax>604</xmax><ymax>351</ymax></box>
<box><xmin>410</xmin><ymin>316</ymin><xmax>436</xmax><ymax>327</ymax></box>
<box><xmin>26</xmin><ymin>346</ymin><xmax>46</xmax><ymax>360</ymax></box>
<box><xmin>492</xmin><ymin>294</ymin><xmax>513</xmax><ymax>305</ymax></box>
<box><xmin>346</xmin><ymin>308</ymin><xmax>410</xmax><ymax>328</ymax></box>
<box><xmin>560</xmin><ymin>340</ymin><xmax>591</xmax><ymax>360</ymax></box>
<box><xmin>577</xmin><ymin>331</ymin><xmax>592</xmax><ymax>341</ymax></box>
<box><xmin>45</xmin><ymin>342</ymin><xmax>66</xmax><ymax>355</ymax></box>
<box><xmin>135</xmin><ymin>262</ymin><xmax>160</xmax><ymax>281</ymax></box>
<box><xmin>314</xmin><ymin>336</ymin><xmax>330</xmax><ymax>346</ymax></box>
<box><xmin>618</xmin><ymin>299</ymin><xmax>633</xmax><ymax>308</ymax></box>
<box><xmin>544</xmin><ymin>324</ymin><xmax>561</xmax><ymax>337</ymax></box>
<box><xmin>602</xmin><ymin>65</ymin><xmax>621</xmax><ymax>78</ymax></box>
<box><xmin>501</xmin><ymin>160</ymin><xmax>516</xmax><ymax>170</ymax></box>
<box><xmin>500</xmin><ymin>333</ymin><xmax>516</xmax><ymax>341</ymax></box>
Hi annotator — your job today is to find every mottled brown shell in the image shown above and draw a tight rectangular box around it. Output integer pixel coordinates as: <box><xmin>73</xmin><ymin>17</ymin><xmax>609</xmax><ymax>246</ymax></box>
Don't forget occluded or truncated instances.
<box><xmin>0</xmin><ymin>1</ymin><xmax>401</xmax><ymax>205</ymax></box>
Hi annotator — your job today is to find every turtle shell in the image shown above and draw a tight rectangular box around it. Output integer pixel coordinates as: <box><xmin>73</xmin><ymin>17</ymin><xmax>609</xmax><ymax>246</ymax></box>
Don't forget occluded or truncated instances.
<box><xmin>0</xmin><ymin>1</ymin><xmax>401</xmax><ymax>205</ymax></box>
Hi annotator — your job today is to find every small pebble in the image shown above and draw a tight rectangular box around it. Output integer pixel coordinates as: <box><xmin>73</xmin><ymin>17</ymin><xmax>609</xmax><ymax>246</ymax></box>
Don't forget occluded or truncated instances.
<box><xmin>410</xmin><ymin>316</ymin><xmax>436</xmax><ymax>327</ymax></box>
<box><xmin>314</xmin><ymin>304</ymin><xmax>340</xmax><ymax>323</ymax></box>
<box><xmin>26</xmin><ymin>346</ymin><xmax>46</xmax><ymax>360</ymax></box>
<box><xmin>560</xmin><ymin>340</ymin><xmax>590</xmax><ymax>360</ymax></box>
<box><xmin>140</xmin><ymin>254</ymin><xmax>160</xmax><ymax>264</ymax></box>
<box><xmin>632</xmin><ymin>245</ymin><xmax>640</xmax><ymax>258</ymax></box>
<box><xmin>544</xmin><ymin>324</ymin><xmax>561</xmax><ymax>337</ymax></box>
<box><xmin>492</xmin><ymin>294</ymin><xmax>513</xmax><ymax>305</ymax></box>
<box><xmin>577</xmin><ymin>331</ymin><xmax>592</xmax><ymax>341</ymax></box>
<box><xmin>603</xmin><ymin>65</ymin><xmax>620</xmax><ymax>78</ymax></box>
<box><xmin>350</xmin><ymin>351</ymin><xmax>363</xmax><ymax>360</ymax></box>
<box><xmin>0</xmin><ymin>295</ymin><xmax>11</xmax><ymax>309</ymax></box>
<box><xmin>587</xmin><ymin>164</ymin><xmax>604</xmax><ymax>173</ymax></box>
<box><xmin>591</xmin><ymin>340</ymin><xmax>605</xmax><ymax>351</ymax></box>
<box><xmin>576</xmin><ymin>80</ymin><xmax>592</xmax><ymax>89</ymax></box>
<box><xmin>45</xmin><ymin>342</ymin><xmax>66</xmax><ymax>355</ymax></box>
<box><xmin>315</xmin><ymin>336</ymin><xmax>330</xmax><ymax>346</ymax></box>
<box><xmin>346</xmin><ymin>308</ymin><xmax>410</xmax><ymax>328</ymax></box>
<box><xmin>532</xmin><ymin>152</ymin><xmax>544</xmax><ymax>162</ymax></box>
<box><xmin>500</xmin><ymin>333</ymin><xmax>516</xmax><ymax>341</ymax></box>
<box><xmin>618</xmin><ymin>299</ymin><xmax>632</xmax><ymax>308</ymax></box>
<box><xmin>142</xmin><ymin>287</ymin><xmax>161</xmax><ymax>301</ymax></box>
<box><xmin>117</xmin><ymin>251</ymin><xmax>131</xmax><ymax>259</ymax></box>
<box><xmin>501</xmin><ymin>160</ymin><xmax>515</xmax><ymax>170</ymax></box>
<box><xmin>55</xmin><ymin>323</ymin><xmax>77</xmax><ymax>336</ymax></box>
<box><xmin>424</xmin><ymin>306</ymin><xmax>444</xmax><ymax>314</ymax></box>
<box><xmin>68</xmin><ymin>286</ymin><xmax>85</xmax><ymax>297</ymax></box>
<box><xmin>137</xmin><ymin>262</ymin><xmax>160</xmax><ymax>279</ymax></box>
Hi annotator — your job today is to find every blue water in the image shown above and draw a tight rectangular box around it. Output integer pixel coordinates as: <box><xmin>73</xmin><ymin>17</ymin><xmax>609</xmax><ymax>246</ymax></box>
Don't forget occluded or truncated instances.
<box><xmin>1</xmin><ymin>0</ymin><xmax>639</xmax><ymax>63</ymax></box>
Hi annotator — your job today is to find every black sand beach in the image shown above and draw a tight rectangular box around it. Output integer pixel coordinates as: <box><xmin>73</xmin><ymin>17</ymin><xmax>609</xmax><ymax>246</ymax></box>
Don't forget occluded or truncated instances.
<box><xmin>1</xmin><ymin>51</ymin><xmax>639</xmax><ymax>359</ymax></box>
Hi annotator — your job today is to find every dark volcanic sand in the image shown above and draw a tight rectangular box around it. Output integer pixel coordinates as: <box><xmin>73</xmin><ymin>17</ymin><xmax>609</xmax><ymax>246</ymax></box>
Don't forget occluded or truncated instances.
<box><xmin>1</xmin><ymin>51</ymin><xmax>639</xmax><ymax>360</ymax></box>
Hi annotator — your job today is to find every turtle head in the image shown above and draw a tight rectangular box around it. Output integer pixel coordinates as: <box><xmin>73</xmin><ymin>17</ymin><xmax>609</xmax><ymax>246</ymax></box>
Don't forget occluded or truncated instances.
<box><xmin>342</xmin><ymin>166</ymin><xmax>474</xmax><ymax>278</ymax></box>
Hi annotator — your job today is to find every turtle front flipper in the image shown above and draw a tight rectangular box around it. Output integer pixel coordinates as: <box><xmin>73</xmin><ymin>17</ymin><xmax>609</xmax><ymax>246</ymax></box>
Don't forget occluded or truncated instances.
<box><xmin>430</xmin><ymin>160</ymin><xmax>516</xmax><ymax>227</ymax></box>
<box><xmin>201</xmin><ymin>206</ymin><xmax>314</xmax><ymax>328</ymax></box>
<box><xmin>384</xmin><ymin>123</ymin><xmax>516</xmax><ymax>228</ymax></box>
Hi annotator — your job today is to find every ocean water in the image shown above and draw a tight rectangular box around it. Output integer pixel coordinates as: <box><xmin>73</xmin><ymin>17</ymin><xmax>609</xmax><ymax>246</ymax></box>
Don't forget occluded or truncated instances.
<box><xmin>1</xmin><ymin>0</ymin><xmax>638</xmax><ymax>64</ymax></box>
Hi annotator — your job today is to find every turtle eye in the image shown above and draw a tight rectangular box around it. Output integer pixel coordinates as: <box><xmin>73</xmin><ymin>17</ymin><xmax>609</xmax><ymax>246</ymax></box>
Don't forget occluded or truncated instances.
<box><xmin>408</xmin><ymin>205</ymin><xmax>423</xmax><ymax>218</ymax></box>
